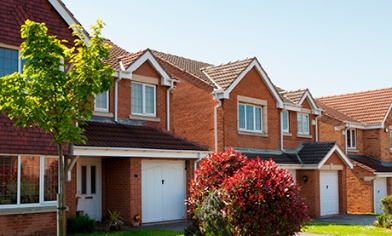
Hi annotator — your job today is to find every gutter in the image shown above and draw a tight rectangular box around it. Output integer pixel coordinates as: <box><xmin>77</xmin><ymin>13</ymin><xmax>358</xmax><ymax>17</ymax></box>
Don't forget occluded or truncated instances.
<box><xmin>114</xmin><ymin>58</ymin><xmax>126</xmax><ymax>122</ymax></box>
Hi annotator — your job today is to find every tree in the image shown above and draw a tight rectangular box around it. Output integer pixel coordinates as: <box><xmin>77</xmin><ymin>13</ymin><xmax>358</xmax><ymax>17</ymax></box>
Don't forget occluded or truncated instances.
<box><xmin>187</xmin><ymin>148</ymin><xmax>310</xmax><ymax>235</ymax></box>
<box><xmin>0</xmin><ymin>20</ymin><xmax>114</xmax><ymax>236</ymax></box>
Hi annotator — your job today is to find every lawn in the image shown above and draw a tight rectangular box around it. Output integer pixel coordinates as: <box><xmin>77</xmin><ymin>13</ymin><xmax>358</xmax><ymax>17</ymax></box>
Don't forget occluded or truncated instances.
<box><xmin>303</xmin><ymin>222</ymin><xmax>392</xmax><ymax>236</ymax></box>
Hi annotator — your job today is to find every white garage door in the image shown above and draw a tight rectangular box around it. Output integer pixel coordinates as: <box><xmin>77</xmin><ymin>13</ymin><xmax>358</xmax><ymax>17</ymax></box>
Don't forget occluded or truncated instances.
<box><xmin>320</xmin><ymin>171</ymin><xmax>339</xmax><ymax>216</ymax></box>
<box><xmin>374</xmin><ymin>177</ymin><xmax>387</xmax><ymax>214</ymax></box>
<box><xmin>288</xmin><ymin>169</ymin><xmax>296</xmax><ymax>182</ymax></box>
<box><xmin>142</xmin><ymin>160</ymin><xmax>186</xmax><ymax>223</ymax></box>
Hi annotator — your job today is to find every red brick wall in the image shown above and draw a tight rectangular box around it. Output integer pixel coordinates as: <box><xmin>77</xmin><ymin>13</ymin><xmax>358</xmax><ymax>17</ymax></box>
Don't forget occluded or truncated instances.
<box><xmin>66</xmin><ymin>166</ymin><xmax>77</xmax><ymax>219</ymax></box>
<box><xmin>284</xmin><ymin>110</ymin><xmax>317</xmax><ymax>149</ymax></box>
<box><xmin>221</xmin><ymin>67</ymin><xmax>280</xmax><ymax>150</ymax></box>
<box><xmin>158</xmin><ymin>57</ymin><xmax>216</xmax><ymax>150</ymax></box>
<box><xmin>297</xmin><ymin>170</ymin><xmax>320</xmax><ymax>218</ymax></box>
<box><xmin>346</xmin><ymin>167</ymin><xmax>374</xmax><ymax>213</ymax></box>
<box><xmin>319</xmin><ymin>116</ymin><xmax>346</xmax><ymax>149</ymax></box>
<box><xmin>0</xmin><ymin>0</ymin><xmax>74</xmax><ymax>48</ymax></box>
<box><xmin>130</xmin><ymin>158</ymin><xmax>142</xmax><ymax>224</ymax></box>
<box><xmin>133</xmin><ymin>61</ymin><xmax>161</xmax><ymax>79</ymax></box>
<box><xmin>0</xmin><ymin>212</ymin><xmax>57</xmax><ymax>236</ymax></box>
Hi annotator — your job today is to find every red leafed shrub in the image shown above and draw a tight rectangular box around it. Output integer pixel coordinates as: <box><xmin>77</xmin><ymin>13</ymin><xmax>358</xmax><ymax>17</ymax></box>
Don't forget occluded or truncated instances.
<box><xmin>187</xmin><ymin>147</ymin><xmax>309</xmax><ymax>236</ymax></box>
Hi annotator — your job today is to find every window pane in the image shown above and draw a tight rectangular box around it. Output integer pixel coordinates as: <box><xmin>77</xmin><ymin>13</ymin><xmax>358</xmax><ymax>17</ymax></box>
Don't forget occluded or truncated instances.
<box><xmin>20</xmin><ymin>156</ymin><xmax>40</xmax><ymax>204</ymax></box>
<box><xmin>0</xmin><ymin>156</ymin><xmax>17</xmax><ymax>205</ymax></box>
<box><xmin>44</xmin><ymin>158</ymin><xmax>58</xmax><ymax>201</ymax></box>
<box><xmin>303</xmin><ymin>115</ymin><xmax>309</xmax><ymax>134</ymax></box>
<box><xmin>351</xmin><ymin>129</ymin><xmax>356</xmax><ymax>147</ymax></box>
<box><xmin>131</xmin><ymin>83</ymin><xmax>142</xmax><ymax>114</ymax></box>
<box><xmin>347</xmin><ymin>130</ymin><xmax>352</xmax><ymax>147</ymax></box>
<box><xmin>91</xmin><ymin>166</ymin><xmax>96</xmax><ymax>194</ymax></box>
<box><xmin>145</xmin><ymin>86</ymin><xmax>155</xmax><ymax>114</ymax></box>
<box><xmin>0</xmin><ymin>48</ymin><xmax>19</xmax><ymax>77</ymax></box>
<box><xmin>282</xmin><ymin>111</ymin><xmax>288</xmax><ymax>131</ymax></box>
<box><xmin>81</xmin><ymin>166</ymin><xmax>87</xmax><ymax>194</ymax></box>
<box><xmin>95</xmin><ymin>91</ymin><xmax>108</xmax><ymax>110</ymax></box>
<box><xmin>238</xmin><ymin>104</ymin><xmax>245</xmax><ymax>129</ymax></box>
<box><xmin>297</xmin><ymin>114</ymin><xmax>303</xmax><ymax>133</ymax></box>
<box><xmin>246</xmin><ymin>105</ymin><xmax>254</xmax><ymax>130</ymax></box>
<box><xmin>255</xmin><ymin>107</ymin><xmax>261</xmax><ymax>131</ymax></box>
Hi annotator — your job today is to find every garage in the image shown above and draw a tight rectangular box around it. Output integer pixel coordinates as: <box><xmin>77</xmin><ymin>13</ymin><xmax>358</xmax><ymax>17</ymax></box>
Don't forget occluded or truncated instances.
<box><xmin>142</xmin><ymin>160</ymin><xmax>187</xmax><ymax>223</ymax></box>
<box><xmin>374</xmin><ymin>177</ymin><xmax>387</xmax><ymax>214</ymax></box>
<box><xmin>320</xmin><ymin>171</ymin><xmax>339</xmax><ymax>216</ymax></box>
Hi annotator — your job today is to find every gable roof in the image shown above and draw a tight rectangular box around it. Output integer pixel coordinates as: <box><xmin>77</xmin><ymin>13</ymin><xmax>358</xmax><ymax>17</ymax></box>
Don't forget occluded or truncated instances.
<box><xmin>278</xmin><ymin>89</ymin><xmax>321</xmax><ymax>114</ymax></box>
<box><xmin>234</xmin><ymin>141</ymin><xmax>353</xmax><ymax>169</ymax></box>
<box><xmin>71</xmin><ymin>120</ymin><xmax>209</xmax><ymax>158</ymax></box>
<box><xmin>316</xmin><ymin>87</ymin><xmax>392</xmax><ymax>127</ymax></box>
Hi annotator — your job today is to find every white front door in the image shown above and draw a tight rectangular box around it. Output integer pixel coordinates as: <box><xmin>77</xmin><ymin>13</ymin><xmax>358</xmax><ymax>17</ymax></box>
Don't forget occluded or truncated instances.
<box><xmin>320</xmin><ymin>171</ymin><xmax>339</xmax><ymax>216</ymax></box>
<box><xmin>142</xmin><ymin>160</ymin><xmax>186</xmax><ymax>223</ymax></box>
<box><xmin>374</xmin><ymin>177</ymin><xmax>387</xmax><ymax>214</ymax></box>
<box><xmin>77</xmin><ymin>158</ymin><xmax>102</xmax><ymax>221</ymax></box>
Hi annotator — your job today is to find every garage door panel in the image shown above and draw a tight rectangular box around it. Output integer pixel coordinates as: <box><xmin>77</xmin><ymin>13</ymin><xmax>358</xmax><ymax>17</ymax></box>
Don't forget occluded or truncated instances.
<box><xmin>320</xmin><ymin>171</ymin><xmax>339</xmax><ymax>216</ymax></box>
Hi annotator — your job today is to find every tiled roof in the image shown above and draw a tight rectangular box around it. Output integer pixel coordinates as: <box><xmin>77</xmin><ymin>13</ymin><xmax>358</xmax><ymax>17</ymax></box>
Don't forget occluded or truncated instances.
<box><xmin>316</xmin><ymin>87</ymin><xmax>392</xmax><ymax>125</ymax></box>
<box><xmin>151</xmin><ymin>50</ymin><xmax>215</xmax><ymax>87</ymax></box>
<box><xmin>105</xmin><ymin>40</ymin><xmax>147</xmax><ymax>70</ymax></box>
<box><xmin>78</xmin><ymin>120</ymin><xmax>209</xmax><ymax>151</ymax></box>
<box><xmin>280</xmin><ymin>89</ymin><xmax>308</xmax><ymax>105</ymax></box>
<box><xmin>316</xmin><ymin>100</ymin><xmax>358</xmax><ymax>123</ymax></box>
<box><xmin>234</xmin><ymin>141</ymin><xmax>337</xmax><ymax>165</ymax></box>
<box><xmin>298</xmin><ymin>142</ymin><xmax>336</xmax><ymax>164</ymax></box>
<box><xmin>202</xmin><ymin>58</ymin><xmax>255</xmax><ymax>90</ymax></box>
<box><xmin>349</xmin><ymin>155</ymin><xmax>392</xmax><ymax>172</ymax></box>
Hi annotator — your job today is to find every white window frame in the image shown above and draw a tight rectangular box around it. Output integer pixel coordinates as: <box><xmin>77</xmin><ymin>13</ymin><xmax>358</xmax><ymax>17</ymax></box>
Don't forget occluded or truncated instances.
<box><xmin>347</xmin><ymin>128</ymin><xmax>356</xmax><ymax>149</ymax></box>
<box><xmin>131</xmin><ymin>82</ymin><xmax>156</xmax><ymax>117</ymax></box>
<box><xmin>238</xmin><ymin>103</ymin><xmax>263</xmax><ymax>133</ymax></box>
<box><xmin>282</xmin><ymin>111</ymin><xmax>289</xmax><ymax>133</ymax></box>
<box><xmin>0</xmin><ymin>46</ymin><xmax>23</xmax><ymax>77</ymax></box>
<box><xmin>0</xmin><ymin>155</ymin><xmax>58</xmax><ymax>209</ymax></box>
<box><xmin>94</xmin><ymin>91</ymin><xmax>109</xmax><ymax>112</ymax></box>
<box><xmin>297</xmin><ymin>113</ymin><xmax>309</xmax><ymax>135</ymax></box>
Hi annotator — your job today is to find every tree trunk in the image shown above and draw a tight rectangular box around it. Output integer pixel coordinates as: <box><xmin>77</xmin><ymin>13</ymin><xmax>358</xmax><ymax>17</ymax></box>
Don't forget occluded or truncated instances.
<box><xmin>57</xmin><ymin>143</ymin><xmax>66</xmax><ymax>236</ymax></box>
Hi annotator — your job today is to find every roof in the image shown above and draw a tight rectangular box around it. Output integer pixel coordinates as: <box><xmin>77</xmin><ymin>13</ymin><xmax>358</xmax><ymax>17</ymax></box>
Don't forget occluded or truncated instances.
<box><xmin>77</xmin><ymin>120</ymin><xmax>209</xmax><ymax>151</ymax></box>
<box><xmin>316</xmin><ymin>100</ymin><xmax>358</xmax><ymax>123</ymax></box>
<box><xmin>316</xmin><ymin>87</ymin><xmax>392</xmax><ymax>125</ymax></box>
<box><xmin>105</xmin><ymin>40</ymin><xmax>147</xmax><ymax>70</ymax></box>
<box><xmin>349</xmin><ymin>155</ymin><xmax>392</xmax><ymax>172</ymax></box>
<box><xmin>235</xmin><ymin>141</ymin><xmax>340</xmax><ymax>166</ymax></box>
<box><xmin>202</xmin><ymin>58</ymin><xmax>255</xmax><ymax>90</ymax></box>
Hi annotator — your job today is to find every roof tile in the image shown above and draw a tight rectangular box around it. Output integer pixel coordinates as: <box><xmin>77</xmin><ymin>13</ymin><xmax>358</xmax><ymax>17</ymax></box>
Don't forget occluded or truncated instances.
<box><xmin>349</xmin><ymin>155</ymin><xmax>392</xmax><ymax>172</ymax></box>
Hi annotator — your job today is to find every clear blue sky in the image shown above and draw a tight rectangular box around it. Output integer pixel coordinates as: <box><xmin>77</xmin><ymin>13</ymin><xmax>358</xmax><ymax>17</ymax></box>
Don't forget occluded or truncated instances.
<box><xmin>62</xmin><ymin>0</ymin><xmax>391</xmax><ymax>98</ymax></box>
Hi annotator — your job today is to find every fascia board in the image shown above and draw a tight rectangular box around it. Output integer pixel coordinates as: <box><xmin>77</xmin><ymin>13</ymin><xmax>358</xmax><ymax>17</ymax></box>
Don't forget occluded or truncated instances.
<box><xmin>375</xmin><ymin>172</ymin><xmax>392</xmax><ymax>178</ymax></box>
<box><xmin>71</xmin><ymin>146</ymin><xmax>210</xmax><ymax>159</ymax></box>
<box><xmin>380</xmin><ymin>103</ymin><xmax>392</xmax><ymax>128</ymax></box>
<box><xmin>317</xmin><ymin>144</ymin><xmax>354</xmax><ymax>169</ymax></box>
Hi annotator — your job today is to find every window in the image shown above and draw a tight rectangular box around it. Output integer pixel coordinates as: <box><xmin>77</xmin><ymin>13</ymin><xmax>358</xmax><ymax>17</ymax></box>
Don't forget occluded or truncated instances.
<box><xmin>238</xmin><ymin>104</ymin><xmax>262</xmax><ymax>132</ymax></box>
<box><xmin>131</xmin><ymin>82</ymin><xmax>156</xmax><ymax>116</ymax></box>
<box><xmin>0</xmin><ymin>47</ymin><xmax>19</xmax><ymax>77</ymax></box>
<box><xmin>0</xmin><ymin>155</ymin><xmax>58</xmax><ymax>207</ymax></box>
<box><xmin>282</xmin><ymin>111</ymin><xmax>289</xmax><ymax>133</ymax></box>
<box><xmin>297</xmin><ymin>113</ymin><xmax>309</xmax><ymax>135</ymax></box>
<box><xmin>95</xmin><ymin>91</ymin><xmax>109</xmax><ymax>112</ymax></box>
<box><xmin>347</xmin><ymin>128</ymin><xmax>356</xmax><ymax>149</ymax></box>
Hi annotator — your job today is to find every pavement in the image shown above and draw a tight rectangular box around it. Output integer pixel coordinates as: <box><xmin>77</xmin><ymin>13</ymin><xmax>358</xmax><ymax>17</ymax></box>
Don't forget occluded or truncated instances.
<box><xmin>128</xmin><ymin>214</ymin><xmax>377</xmax><ymax>235</ymax></box>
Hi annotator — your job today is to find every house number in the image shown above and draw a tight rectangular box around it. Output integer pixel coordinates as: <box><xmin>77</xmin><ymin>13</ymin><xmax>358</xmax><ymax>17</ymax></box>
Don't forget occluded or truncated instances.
<box><xmin>162</xmin><ymin>180</ymin><xmax>165</xmax><ymax>185</ymax></box>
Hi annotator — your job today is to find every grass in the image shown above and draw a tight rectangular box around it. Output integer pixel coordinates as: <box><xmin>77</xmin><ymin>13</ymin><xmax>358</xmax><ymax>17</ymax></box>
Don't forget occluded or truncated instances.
<box><xmin>68</xmin><ymin>230</ymin><xmax>184</xmax><ymax>236</ymax></box>
<box><xmin>303</xmin><ymin>222</ymin><xmax>392</xmax><ymax>236</ymax></box>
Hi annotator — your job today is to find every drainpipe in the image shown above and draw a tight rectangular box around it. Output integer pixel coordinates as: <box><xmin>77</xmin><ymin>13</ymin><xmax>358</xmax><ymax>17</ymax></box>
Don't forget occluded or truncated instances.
<box><xmin>344</xmin><ymin>124</ymin><xmax>350</xmax><ymax>155</ymax></box>
<box><xmin>166</xmin><ymin>80</ymin><xmax>175</xmax><ymax>131</ymax></box>
<box><xmin>315</xmin><ymin>113</ymin><xmax>322</xmax><ymax>142</ymax></box>
<box><xmin>194</xmin><ymin>152</ymin><xmax>203</xmax><ymax>178</ymax></box>
<box><xmin>114</xmin><ymin>58</ymin><xmax>125</xmax><ymax>122</ymax></box>
<box><xmin>280</xmin><ymin>105</ymin><xmax>286</xmax><ymax>150</ymax></box>
<box><xmin>213</xmin><ymin>93</ymin><xmax>222</xmax><ymax>153</ymax></box>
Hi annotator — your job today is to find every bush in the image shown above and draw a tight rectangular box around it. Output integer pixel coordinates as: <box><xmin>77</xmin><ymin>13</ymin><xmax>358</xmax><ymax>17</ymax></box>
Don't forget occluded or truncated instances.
<box><xmin>381</xmin><ymin>195</ymin><xmax>392</xmax><ymax>215</ymax></box>
<box><xmin>67</xmin><ymin>214</ymin><xmax>96</xmax><ymax>234</ymax></box>
<box><xmin>187</xmin><ymin>147</ymin><xmax>309</xmax><ymax>236</ymax></box>
<box><xmin>376</xmin><ymin>214</ymin><xmax>392</xmax><ymax>228</ymax></box>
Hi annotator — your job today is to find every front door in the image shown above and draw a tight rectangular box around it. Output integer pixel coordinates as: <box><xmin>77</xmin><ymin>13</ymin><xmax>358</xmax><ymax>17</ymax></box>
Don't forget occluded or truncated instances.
<box><xmin>77</xmin><ymin>158</ymin><xmax>102</xmax><ymax>221</ymax></box>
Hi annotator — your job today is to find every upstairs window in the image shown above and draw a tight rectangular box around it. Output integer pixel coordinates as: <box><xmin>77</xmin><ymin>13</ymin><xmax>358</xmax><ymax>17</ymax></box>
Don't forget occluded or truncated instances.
<box><xmin>347</xmin><ymin>128</ymin><xmax>356</xmax><ymax>149</ymax></box>
<box><xmin>0</xmin><ymin>155</ymin><xmax>58</xmax><ymax>207</ymax></box>
<box><xmin>94</xmin><ymin>91</ymin><xmax>109</xmax><ymax>112</ymax></box>
<box><xmin>0</xmin><ymin>47</ymin><xmax>19</xmax><ymax>77</ymax></box>
<box><xmin>238</xmin><ymin>104</ymin><xmax>262</xmax><ymax>132</ymax></box>
<box><xmin>297</xmin><ymin>113</ymin><xmax>309</xmax><ymax>135</ymax></box>
<box><xmin>282</xmin><ymin>111</ymin><xmax>289</xmax><ymax>133</ymax></box>
<box><xmin>131</xmin><ymin>82</ymin><xmax>156</xmax><ymax>117</ymax></box>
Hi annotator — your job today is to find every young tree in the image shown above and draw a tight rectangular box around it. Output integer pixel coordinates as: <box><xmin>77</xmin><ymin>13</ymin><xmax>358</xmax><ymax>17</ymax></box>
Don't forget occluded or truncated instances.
<box><xmin>0</xmin><ymin>20</ymin><xmax>114</xmax><ymax>236</ymax></box>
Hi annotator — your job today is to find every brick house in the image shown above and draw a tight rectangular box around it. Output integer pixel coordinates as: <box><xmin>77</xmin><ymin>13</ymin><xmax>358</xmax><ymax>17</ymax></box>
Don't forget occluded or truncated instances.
<box><xmin>316</xmin><ymin>88</ymin><xmax>392</xmax><ymax>214</ymax></box>
<box><xmin>151</xmin><ymin>52</ymin><xmax>354</xmax><ymax>217</ymax></box>
<box><xmin>0</xmin><ymin>1</ymin><xmax>208</xmax><ymax>235</ymax></box>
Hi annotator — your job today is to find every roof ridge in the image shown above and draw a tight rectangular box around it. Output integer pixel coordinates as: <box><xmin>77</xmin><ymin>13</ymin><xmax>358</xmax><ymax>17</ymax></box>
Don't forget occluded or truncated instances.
<box><xmin>317</xmin><ymin>87</ymin><xmax>392</xmax><ymax>99</ymax></box>
<box><xmin>150</xmin><ymin>49</ymin><xmax>213</xmax><ymax>66</ymax></box>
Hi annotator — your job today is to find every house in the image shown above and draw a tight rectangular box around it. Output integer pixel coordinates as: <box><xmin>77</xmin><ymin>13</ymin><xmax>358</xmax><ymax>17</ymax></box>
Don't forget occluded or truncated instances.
<box><xmin>151</xmin><ymin>51</ymin><xmax>354</xmax><ymax>217</ymax></box>
<box><xmin>0</xmin><ymin>1</ymin><xmax>208</xmax><ymax>235</ymax></box>
<box><xmin>316</xmin><ymin>88</ymin><xmax>392</xmax><ymax>214</ymax></box>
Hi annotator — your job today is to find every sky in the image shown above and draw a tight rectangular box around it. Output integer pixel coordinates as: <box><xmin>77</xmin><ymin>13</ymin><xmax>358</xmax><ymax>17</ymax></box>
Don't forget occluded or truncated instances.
<box><xmin>62</xmin><ymin>0</ymin><xmax>391</xmax><ymax>98</ymax></box>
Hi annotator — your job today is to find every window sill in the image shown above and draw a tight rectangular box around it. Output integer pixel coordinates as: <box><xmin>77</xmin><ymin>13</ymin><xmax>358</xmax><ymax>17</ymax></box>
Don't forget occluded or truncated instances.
<box><xmin>129</xmin><ymin>114</ymin><xmax>161</xmax><ymax>122</ymax></box>
<box><xmin>93</xmin><ymin>111</ymin><xmax>113</xmax><ymax>117</ymax></box>
<box><xmin>348</xmin><ymin>149</ymin><xmax>359</xmax><ymax>153</ymax></box>
<box><xmin>283</xmin><ymin>132</ymin><xmax>292</xmax><ymax>137</ymax></box>
<box><xmin>0</xmin><ymin>205</ymin><xmax>57</xmax><ymax>215</ymax></box>
<box><xmin>238</xmin><ymin>130</ymin><xmax>268</xmax><ymax>137</ymax></box>
<box><xmin>296</xmin><ymin>134</ymin><xmax>312</xmax><ymax>139</ymax></box>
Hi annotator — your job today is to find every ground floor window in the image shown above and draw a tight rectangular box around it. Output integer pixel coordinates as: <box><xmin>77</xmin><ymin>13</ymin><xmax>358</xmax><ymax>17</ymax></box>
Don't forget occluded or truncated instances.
<box><xmin>0</xmin><ymin>155</ymin><xmax>58</xmax><ymax>206</ymax></box>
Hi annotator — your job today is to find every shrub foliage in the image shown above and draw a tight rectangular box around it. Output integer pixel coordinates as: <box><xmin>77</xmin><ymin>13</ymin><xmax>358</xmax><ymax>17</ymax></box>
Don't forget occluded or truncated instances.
<box><xmin>187</xmin><ymin>147</ymin><xmax>309</xmax><ymax>235</ymax></box>
<box><xmin>67</xmin><ymin>214</ymin><xmax>96</xmax><ymax>234</ymax></box>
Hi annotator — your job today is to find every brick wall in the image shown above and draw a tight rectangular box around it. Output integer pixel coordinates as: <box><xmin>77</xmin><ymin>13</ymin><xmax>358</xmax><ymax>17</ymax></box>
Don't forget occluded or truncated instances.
<box><xmin>346</xmin><ymin>167</ymin><xmax>374</xmax><ymax>213</ymax></box>
<box><xmin>297</xmin><ymin>170</ymin><xmax>320</xmax><ymax>218</ymax></box>
<box><xmin>0</xmin><ymin>212</ymin><xmax>57</xmax><ymax>236</ymax></box>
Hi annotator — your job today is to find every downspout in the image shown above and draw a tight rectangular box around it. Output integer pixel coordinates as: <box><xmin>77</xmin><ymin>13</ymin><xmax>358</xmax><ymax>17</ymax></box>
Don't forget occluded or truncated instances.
<box><xmin>166</xmin><ymin>80</ymin><xmax>175</xmax><ymax>131</ymax></box>
<box><xmin>280</xmin><ymin>104</ymin><xmax>286</xmax><ymax>150</ymax></box>
<box><xmin>315</xmin><ymin>113</ymin><xmax>322</xmax><ymax>142</ymax></box>
<box><xmin>194</xmin><ymin>152</ymin><xmax>203</xmax><ymax>178</ymax></box>
<box><xmin>114</xmin><ymin>58</ymin><xmax>125</xmax><ymax>122</ymax></box>
<box><xmin>344</xmin><ymin>124</ymin><xmax>350</xmax><ymax>155</ymax></box>
<box><xmin>213</xmin><ymin>93</ymin><xmax>222</xmax><ymax>152</ymax></box>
